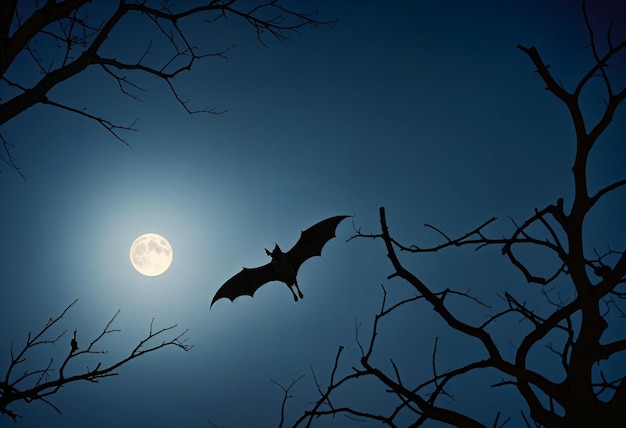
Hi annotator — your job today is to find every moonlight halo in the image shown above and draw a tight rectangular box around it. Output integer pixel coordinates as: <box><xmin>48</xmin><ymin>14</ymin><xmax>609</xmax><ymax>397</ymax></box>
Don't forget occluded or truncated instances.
<box><xmin>130</xmin><ymin>233</ymin><xmax>173</xmax><ymax>276</ymax></box>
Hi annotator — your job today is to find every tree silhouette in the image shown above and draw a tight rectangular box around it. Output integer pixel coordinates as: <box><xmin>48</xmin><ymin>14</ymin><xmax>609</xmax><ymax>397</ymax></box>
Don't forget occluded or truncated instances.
<box><xmin>0</xmin><ymin>0</ymin><xmax>330</xmax><ymax>178</ymax></box>
<box><xmin>0</xmin><ymin>299</ymin><xmax>192</xmax><ymax>421</ymax></box>
<box><xmin>294</xmin><ymin>5</ymin><xmax>626</xmax><ymax>428</ymax></box>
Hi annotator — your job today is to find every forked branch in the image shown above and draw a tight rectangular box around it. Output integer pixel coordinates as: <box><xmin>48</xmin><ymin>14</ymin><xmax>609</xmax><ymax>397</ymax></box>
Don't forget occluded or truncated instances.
<box><xmin>0</xmin><ymin>1</ymin><xmax>334</xmax><ymax>177</ymax></box>
<box><xmin>0</xmin><ymin>300</ymin><xmax>191</xmax><ymax>421</ymax></box>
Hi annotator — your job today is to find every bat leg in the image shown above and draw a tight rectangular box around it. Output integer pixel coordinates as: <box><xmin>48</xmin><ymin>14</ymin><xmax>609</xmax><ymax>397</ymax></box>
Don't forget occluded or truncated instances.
<box><xmin>287</xmin><ymin>284</ymin><xmax>299</xmax><ymax>301</ymax></box>
<box><xmin>294</xmin><ymin>281</ymin><xmax>304</xmax><ymax>299</ymax></box>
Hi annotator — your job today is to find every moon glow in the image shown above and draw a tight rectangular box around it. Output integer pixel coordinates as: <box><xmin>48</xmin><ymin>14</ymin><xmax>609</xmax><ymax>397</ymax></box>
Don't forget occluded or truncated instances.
<box><xmin>129</xmin><ymin>233</ymin><xmax>173</xmax><ymax>276</ymax></box>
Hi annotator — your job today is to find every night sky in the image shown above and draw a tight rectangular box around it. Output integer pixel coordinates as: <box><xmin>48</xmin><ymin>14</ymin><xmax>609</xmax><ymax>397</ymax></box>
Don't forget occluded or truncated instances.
<box><xmin>1</xmin><ymin>1</ymin><xmax>625</xmax><ymax>427</ymax></box>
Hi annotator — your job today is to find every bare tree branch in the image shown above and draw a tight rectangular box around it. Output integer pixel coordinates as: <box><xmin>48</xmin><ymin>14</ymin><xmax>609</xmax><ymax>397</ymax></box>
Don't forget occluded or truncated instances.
<box><xmin>0</xmin><ymin>300</ymin><xmax>192</xmax><ymax>421</ymax></box>
<box><xmin>271</xmin><ymin>374</ymin><xmax>305</xmax><ymax>428</ymax></box>
<box><xmin>0</xmin><ymin>1</ymin><xmax>334</xmax><ymax>177</ymax></box>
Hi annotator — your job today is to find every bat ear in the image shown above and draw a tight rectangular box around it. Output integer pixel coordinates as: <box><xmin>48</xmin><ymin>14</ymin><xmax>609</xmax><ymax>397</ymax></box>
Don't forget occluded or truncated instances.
<box><xmin>265</xmin><ymin>244</ymin><xmax>282</xmax><ymax>257</ymax></box>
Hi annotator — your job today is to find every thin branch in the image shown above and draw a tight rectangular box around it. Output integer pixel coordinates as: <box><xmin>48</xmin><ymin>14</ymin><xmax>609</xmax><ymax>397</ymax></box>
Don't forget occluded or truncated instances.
<box><xmin>270</xmin><ymin>374</ymin><xmax>304</xmax><ymax>428</ymax></box>
<box><xmin>0</xmin><ymin>300</ymin><xmax>191</xmax><ymax>421</ymax></box>
<box><xmin>0</xmin><ymin>0</ymin><xmax>334</xmax><ymax>175</ymax></box>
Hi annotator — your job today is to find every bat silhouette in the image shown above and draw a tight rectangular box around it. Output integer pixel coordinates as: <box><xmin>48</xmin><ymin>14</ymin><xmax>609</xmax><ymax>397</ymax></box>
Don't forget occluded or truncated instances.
<box><xmin>211</xmin><ymin>215</ymin><xmax>349</xmax><ymax>307</ymax></box>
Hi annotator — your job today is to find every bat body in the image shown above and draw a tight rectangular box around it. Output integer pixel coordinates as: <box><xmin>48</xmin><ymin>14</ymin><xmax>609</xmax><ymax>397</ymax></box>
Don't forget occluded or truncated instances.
<box><xmin>211</xmin><ymin>215</ymin><xmax>349</xmax><ymax>307</ymax></box>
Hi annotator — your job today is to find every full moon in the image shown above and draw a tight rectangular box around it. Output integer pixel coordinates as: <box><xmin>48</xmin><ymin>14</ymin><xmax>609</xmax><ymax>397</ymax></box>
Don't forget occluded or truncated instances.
<box><xmin>129</xmin><ymin>233</ymin><xmax>173</xmax><ymax>276</ymax></box>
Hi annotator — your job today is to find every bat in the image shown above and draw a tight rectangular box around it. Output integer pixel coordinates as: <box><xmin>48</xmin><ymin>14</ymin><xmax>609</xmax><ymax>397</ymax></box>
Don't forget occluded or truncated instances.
<box><xmin>211</xmin><ymin>215</ymin><xmax>350</xmax><ymax>307</ymax></box>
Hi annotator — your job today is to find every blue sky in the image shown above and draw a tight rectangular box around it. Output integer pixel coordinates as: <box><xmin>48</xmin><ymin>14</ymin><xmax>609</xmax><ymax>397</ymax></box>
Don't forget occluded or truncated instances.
<box><xmin>1</xmin><ymin>1</ymin><xmax>625</xmax><ymax>427</ymax></box>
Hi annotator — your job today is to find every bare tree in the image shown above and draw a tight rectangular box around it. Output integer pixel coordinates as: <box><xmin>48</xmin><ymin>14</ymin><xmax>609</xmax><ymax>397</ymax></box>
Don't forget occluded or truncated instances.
<box><xmin>0</xmin><ymin>299</ymin><xmax>192</xmax><ymax>421</ymax></box>
<box><xmin>0</xmin><ymin>0</ymin><xmax>330</xmax><ymax>178</ymax></box>
<box><xmin>293</xmin><ymin>4</ymin><xmax>626</xmax><ymax>428</ymax></box>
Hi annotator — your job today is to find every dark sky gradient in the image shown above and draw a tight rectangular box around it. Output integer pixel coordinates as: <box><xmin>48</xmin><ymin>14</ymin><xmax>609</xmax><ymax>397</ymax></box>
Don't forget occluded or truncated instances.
<box><xmin>1</xmin><ymin>1</ymin><xmax>625</xmax><ymax>427</ymax></box>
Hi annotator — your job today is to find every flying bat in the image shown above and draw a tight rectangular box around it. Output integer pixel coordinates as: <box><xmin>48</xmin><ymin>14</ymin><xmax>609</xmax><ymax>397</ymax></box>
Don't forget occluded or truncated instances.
<box><xmin>211</xmin><ymin>215</ymin><xmax>349</xmax><ymax>307</ymax></box>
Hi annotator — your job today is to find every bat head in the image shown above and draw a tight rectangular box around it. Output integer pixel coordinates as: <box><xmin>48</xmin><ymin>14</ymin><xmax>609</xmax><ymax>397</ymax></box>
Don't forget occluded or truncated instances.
<box><xmin>264</xmin><ymin>243</ymin><xmax>282</xmax><ymax>259</ymax></box>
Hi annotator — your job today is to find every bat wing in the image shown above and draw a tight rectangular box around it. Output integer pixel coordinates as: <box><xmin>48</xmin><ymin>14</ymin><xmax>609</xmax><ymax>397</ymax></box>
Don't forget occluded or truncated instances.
<box><xmin>211</xmin><ymin>263</ymin><xmax>279</xmax><ymax>307</ymax></box>
<box><xmin>286</xmin><ymin>215</ymin><xmax>350</xmax><ymax>274</ymax></box>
